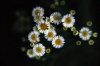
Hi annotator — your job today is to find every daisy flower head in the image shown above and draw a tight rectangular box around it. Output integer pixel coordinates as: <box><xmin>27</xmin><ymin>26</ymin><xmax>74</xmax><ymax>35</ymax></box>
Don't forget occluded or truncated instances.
<box><xmin>62</xmin><ymin>14</ymin><xmax>75</xmax><ymax>28</ymax></box>
<box><xmin>50</xmin><ymin>12</ymin><xmax>61</xmax><ymax>25</ymax></box>
<box><xmin>28</xmin><ymin>31</ymin><xmax>40</xmax><ymax>43</ymax></box>
<box><xmin>33</xmin><ymin>43</ymin><xmax>45</xmax><ymax>56</ymax></box>
<box><xmin>32</xmin><ymin>6</ymin><xmax>44</xmax><ymax>17</ymax></box>
<box><xmin>33</xmin><ymin>15</ymin><xmax>44</xmax><ymax>23</ymax></box>
<box><xmin>79</xmin><ymin>27</ymin><xmax>92</xmax><ymax>41</ymax></box>
<box><xmin>37</xmin><ymin>21</ymin><xmax>50</xmax><ymax>33</ymax></box>
<box><xmin>44</xmin><ymin>29</ymin><xmax>56</xmax><ymax>41</ymax></box>
<box><xmin>27</xmin><ymin>49</ymin><xmax>36</xmax><ymax>58</ymax></box>
<box><xmin>52</xmin><ymin>36</ymin><xmax>65</xmax><ymax>48</ymax></box>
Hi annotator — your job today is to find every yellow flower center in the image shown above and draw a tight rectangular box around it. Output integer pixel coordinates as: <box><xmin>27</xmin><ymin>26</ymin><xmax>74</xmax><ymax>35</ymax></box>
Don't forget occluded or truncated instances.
<box><xmin>31</xmin><ymin>34</ymin><xmax>38</xmax><ymax>41</ymax></box>
<box><xmin>35</xmin><ymin>9</ymin><xmax>42</xmax><ymax>15</ymax></box>
<box><xmin>82</xmin><ymin>30</ymin><xmax>89</xmax><ymax>37</ymax></box>
<box><xmin>53</xmin><ymin>15</ymin><xmax>60</xmax><ymax>21</ymax></box>
<box><xmin>55</xmin><ymin>39</ymin><xmax>62</xmax><ymax>45</ymax></box>
<box><xmin>47</xmin><ymin>32</ymin><xmax>54</xmax><ymax>38</ymax></box>
<box><xmin>29</xmin><ymin>50</ymin><xmax>34</xmax><ymax>55</ymax></box>
<box><xmin>40</xmin><ymin>23</ymin><xmax>48</xmax><ymax>30</ymax></box>
<box><xmin>65</xmin><ymin>17</ymin><xmax>72</xmax><ymax>24</ymax></box>
<box><xmin>36</xmin><ymin>16</ymin><xmax>42</xmax><ymax>21</ymax></box>
<box><xmin>36</xmin><ymin>47</ymin><xmax>42</xmax><ymax>53</ymax></box>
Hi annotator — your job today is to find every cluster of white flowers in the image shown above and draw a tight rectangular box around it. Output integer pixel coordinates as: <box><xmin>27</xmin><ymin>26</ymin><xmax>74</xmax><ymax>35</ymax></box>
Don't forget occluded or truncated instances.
<box><xmin>27</xmin><ymin>6</ymin><xmax>66</xmax><ymax>58</ymax></box>
<box><xmin>26</xmin><ymin>6</ymin><xmax>96</xmax><ymax>58</ymax></box>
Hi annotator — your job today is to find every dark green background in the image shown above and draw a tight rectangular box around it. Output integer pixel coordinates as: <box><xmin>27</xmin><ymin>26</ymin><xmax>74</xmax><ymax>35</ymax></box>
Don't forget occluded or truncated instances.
<box><xmin>1</xmin><ymin>0</ymin><xmax>100</xmax><ymax>66</ymax></box>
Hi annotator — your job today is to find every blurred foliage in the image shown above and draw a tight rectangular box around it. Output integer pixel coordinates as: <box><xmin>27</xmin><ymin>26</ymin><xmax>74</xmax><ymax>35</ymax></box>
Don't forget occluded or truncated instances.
<box><xmin>13</xmin><ymin>10</ymin><xmax>33</xmax><ymax>34</ymax></box>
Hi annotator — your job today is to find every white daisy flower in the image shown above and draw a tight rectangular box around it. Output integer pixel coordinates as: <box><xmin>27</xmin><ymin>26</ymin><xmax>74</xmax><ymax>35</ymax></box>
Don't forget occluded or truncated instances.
<box><xmin>50</xmin><ymin>12</ymin><xmax>61</xmax><ymax>25</ymax></box>
<box><xmin>33</xmin><ymin>43</ymin><xmax>45</xmax><ymax>56</ymax></box>
<box><xmin>79</xmin><ymin>27</ymin><xmax>92</xmax><ymax>41</ymax></box>
<box><xmin>37</xmin><ymin>21</ymin><xmax>50</xmax><ymax>33</ymax></box>
<box><xmin>28</xmin><ymin>31</ymin><xmax>40</xmax><ymax>43</ymax></box>
<box><xmin>52</xmin><ymin>36</ymin><xmax>65</xmax><ymax>48</ymax></box>
<box><xmin>27</xmin><ymin>49</ymin><xmax>36</xmax><ymax>58</ymax></box>
<box><xmin>33</xmin><ymin>15</ymin><xmax>44</xmax><ymax>23</ymax></box>
<box><xmin>62</xmin><ymin>14</ymin><xmax>75</xmax><ymax>28</ymax></box>
<box><xmin>32</xmin><ymin>6</ymin><xmax>44</xmax><ymax>17</ymax></box>
<box><xmin>44</xmin><ymin>29</ymin><xmax>56</xmax><ymax>41</ymax></box>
